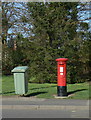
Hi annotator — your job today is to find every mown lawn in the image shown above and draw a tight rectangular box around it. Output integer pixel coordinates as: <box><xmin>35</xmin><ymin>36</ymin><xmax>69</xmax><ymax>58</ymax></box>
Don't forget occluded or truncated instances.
<box><xmin>1</xmin><ymin>75</ymin><xmax>90</xmax><ymax>99</ymax></box>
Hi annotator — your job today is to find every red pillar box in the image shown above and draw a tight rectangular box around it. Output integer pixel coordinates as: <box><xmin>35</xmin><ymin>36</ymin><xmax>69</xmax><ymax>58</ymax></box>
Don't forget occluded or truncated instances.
<box><xmin>56</xmin><ymin>58</ymin><xmax>68</xmax><ymax>96</ymax></box>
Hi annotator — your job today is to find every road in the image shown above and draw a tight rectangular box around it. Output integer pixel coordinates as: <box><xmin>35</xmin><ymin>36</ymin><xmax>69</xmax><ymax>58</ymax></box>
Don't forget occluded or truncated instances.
<box><xmin>0</xmin><ymin>97</ymin><xmax>90</xmax><ymax>118</ymax></box>
<box><xmin>2</xmin><ymin>109</ymin><xmax>89</xmax><ymax>118</ymax></box>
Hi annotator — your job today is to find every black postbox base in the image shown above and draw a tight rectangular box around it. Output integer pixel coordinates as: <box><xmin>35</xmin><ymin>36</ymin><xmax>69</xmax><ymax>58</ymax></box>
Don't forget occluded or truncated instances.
<box><xmin>57</xmin><ymin>86</ymin><xmax>67</xmax><ymax>96</ymax></box>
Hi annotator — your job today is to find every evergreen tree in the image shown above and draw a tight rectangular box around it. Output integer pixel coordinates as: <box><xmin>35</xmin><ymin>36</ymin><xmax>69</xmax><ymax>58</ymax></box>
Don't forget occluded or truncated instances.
<box><xmin>27</xmin><ymin>2</ymin><xmax>81</xmax><ymax>83</ymax></box>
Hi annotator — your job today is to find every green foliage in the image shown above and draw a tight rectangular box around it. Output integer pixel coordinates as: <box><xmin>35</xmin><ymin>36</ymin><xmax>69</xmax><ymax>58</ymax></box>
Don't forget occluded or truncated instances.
<box><xmin>2</xmin><ymin>34</ymin><xmax>29</xmax><ymax>75</ymax></box>
<box><xmin>2</xmin><ymin>45</ymin><xmax>13</xmax><ymax>75</ymax></box>
<box><xmin>2</xmin><ymin>2</ymin><xmax>90</xmax><ymax>84</ymax></box>
<box><xmin>26</xmin><ymin>2</ymin><xmax>90</xmax><ymax>83</ymax></box>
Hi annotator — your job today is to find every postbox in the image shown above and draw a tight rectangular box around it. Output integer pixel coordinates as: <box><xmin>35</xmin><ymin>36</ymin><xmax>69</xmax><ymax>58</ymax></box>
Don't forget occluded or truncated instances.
<box><xmin>56</xmin><ymin>58</ymin><xmax>68</xmax><ymax>96</ymax></box>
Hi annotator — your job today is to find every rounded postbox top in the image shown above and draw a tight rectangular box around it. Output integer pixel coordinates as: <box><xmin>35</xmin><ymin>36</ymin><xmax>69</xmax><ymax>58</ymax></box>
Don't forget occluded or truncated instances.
<box><xmin>56</xmin><ymin>58</ymin><xmax>68</xmax><ymax>62</ymax></box>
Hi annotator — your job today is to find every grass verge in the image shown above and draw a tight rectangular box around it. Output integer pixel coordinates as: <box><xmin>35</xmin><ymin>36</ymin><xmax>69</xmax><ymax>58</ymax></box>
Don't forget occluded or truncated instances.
<box><xmin>1</xmin><ymin>75</ymin><xmax>90</xmax><ymax>99</ymax></box>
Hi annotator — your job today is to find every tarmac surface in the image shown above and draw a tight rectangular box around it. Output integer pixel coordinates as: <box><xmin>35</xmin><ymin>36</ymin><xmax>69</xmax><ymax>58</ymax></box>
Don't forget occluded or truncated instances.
<box><xmin>0</xmin><ymin>96</ymin><xmax>90</xmax><ymax>110</ymax></box>
<box><xmin>0</xmin><ymin>96</ymin><xmax>90</xmax><ymax>118</ymax></box>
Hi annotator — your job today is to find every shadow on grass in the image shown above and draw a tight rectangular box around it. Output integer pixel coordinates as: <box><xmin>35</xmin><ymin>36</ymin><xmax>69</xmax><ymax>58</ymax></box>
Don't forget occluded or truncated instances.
<box><xmin>0</xmin><ymin>91</ymin><xmax>15</xmax><ymax>95</ymax></box>
<box><xmin>29</xmin><ymin>85</ymin><xmax>56</xmax><ymax>91</ymax></box>
<box><xmin>67</xmin><ymin>89</ymin><xmax>87</xmax><ymax>96</ymax></box>
<box><xmin>25</xmin><ymin>91</ymin><xmax>47</xmax><ymax>97</ymax></box>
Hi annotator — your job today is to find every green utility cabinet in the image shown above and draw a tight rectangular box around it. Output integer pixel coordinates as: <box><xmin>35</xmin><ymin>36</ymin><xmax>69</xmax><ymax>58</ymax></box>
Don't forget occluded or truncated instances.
<box><xmin>12</xmin><ymin>66</ymin><xmax>29</xmax><ymax>95</ymax></box>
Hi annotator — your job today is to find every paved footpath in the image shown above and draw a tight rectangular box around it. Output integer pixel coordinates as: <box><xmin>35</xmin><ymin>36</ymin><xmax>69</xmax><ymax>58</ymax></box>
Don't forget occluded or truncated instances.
<box><xmin>0</xmin><ymin>96</ymin><xmax>90</xmax><ymax>118</ymax></box>
<box><xmin>0</xmin><ymin>96</ymin><xmax>90</xmax><ymax>110</ymax></box>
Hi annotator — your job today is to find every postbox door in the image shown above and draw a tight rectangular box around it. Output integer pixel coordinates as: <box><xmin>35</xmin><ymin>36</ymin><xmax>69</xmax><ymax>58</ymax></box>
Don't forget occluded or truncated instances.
<box><xmin>57</xmin><ymin>63</ymin><xmax>66</xmax><ymax>86</ymax></box>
